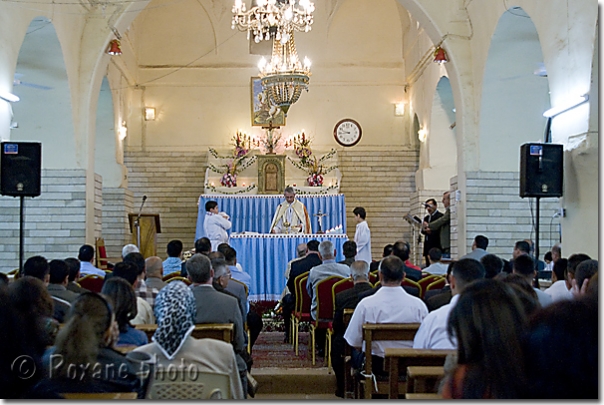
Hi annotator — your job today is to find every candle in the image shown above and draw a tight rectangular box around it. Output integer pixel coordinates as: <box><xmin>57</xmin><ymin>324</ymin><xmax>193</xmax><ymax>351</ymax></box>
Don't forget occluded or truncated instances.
<box><xmin>211</xmin><ymin>182</ymin><xmax>215</xmax><ymax>187</ymax></box>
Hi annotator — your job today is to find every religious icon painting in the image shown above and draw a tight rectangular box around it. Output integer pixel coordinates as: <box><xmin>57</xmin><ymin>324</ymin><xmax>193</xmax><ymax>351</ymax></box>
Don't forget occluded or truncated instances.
<box><xmin>251</xmin><ymin>77</ymin><xmax>286</xmax><ymax>127</ymax></box>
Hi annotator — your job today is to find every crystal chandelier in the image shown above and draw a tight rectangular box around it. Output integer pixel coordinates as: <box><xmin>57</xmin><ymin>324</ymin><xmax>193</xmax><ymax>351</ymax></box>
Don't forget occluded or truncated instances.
<box><xmin>232</xmin><ymin>0</ymin><xmax>314</xmax><ymax>117</ymax></box>
<box><xmin>231</xmin><ymin>0</ymin><xmax>315</xmax><ymax>43</ymax></box>
<box><xmin>257</xmin><ymin>32</ymin><xmax>311</xmax><ymax>116</ymax></box>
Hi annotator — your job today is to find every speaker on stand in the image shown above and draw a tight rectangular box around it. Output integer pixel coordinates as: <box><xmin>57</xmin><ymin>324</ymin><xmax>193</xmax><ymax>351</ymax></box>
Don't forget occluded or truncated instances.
<box><xmin>519</xmin><ymin>143</ymin><xmax>563</xmax><ymax>275</ymax></box>
<box><xmin>1</xmin><ymin>142</ymin><xmax>42</xmax><ymax>274</ymax></box>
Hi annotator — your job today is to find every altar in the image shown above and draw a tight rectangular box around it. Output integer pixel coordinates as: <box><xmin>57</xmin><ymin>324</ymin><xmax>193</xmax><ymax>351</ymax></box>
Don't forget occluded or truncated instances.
<box><xmin>230</xmin><ymin>233</ymin><xmax>349</xmax><ymax>301</ymax></box>
<box><xmin>195</xmin><ymin>194</ymin><xmax>347</xmax><ymax>239</ymax></box>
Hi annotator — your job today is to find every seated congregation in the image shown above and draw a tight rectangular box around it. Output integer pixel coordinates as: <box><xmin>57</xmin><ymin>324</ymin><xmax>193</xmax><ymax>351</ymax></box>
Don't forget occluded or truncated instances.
<box><xmin>0</xmin><ymin>233</ymin><xmax>597</xmax><ymax>399</ymax></box>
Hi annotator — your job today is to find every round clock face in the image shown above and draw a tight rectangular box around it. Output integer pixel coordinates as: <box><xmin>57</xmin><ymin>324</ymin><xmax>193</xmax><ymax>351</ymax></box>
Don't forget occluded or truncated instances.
<box><xmin>334</xmin><ymin>119</ymin><xmax>362</xmax><ymax>147</ymax></box>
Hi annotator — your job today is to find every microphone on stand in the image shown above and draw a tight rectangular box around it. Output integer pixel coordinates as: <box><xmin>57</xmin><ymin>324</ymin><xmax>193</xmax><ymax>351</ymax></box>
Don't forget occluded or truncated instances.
<box><xmin>135</xmin><ymin>195</ymin><xmax>147</xmax><ymax>249</ymax></box>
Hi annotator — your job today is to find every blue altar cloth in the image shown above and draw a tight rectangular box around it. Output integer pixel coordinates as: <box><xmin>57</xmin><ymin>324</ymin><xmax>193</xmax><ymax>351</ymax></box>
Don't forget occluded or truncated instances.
<box><xmin>195</xmin><ymin>194</ymin><xmax>347</xmax><ymax>240</ymax></box>
<box><xmin>229</xmin><ymin>234</ymin><xmax>349</xmax><ymax>301</ymax></box>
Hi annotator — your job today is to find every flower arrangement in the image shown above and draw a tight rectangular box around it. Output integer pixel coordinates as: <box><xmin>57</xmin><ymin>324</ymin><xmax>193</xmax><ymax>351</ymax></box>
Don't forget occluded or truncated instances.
<box><xmin>208</xmin><ymin>132</ymin><xmax>256</xmax><ymax>188</ymax></box>
<box><xmin>292</xmin><ymin>132</ymin><xmax>312</xmax><ymax>165</ymax></box>
<box><xmin>306</xmin><ymin>155</ymin><xmax>324</xmax><ymax>186</ymax></box>
<box><xmin>253</xmin><ymin>127</ymin><xmax>283</xmax><ymax>154</ymax></box>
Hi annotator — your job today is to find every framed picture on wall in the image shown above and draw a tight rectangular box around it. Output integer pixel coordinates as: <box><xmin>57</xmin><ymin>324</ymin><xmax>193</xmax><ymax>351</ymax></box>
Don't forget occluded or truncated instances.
<box><xmin>251</xmin><ymin>77</ymin><xmax>286</xmax><ymax>127</ymax></box>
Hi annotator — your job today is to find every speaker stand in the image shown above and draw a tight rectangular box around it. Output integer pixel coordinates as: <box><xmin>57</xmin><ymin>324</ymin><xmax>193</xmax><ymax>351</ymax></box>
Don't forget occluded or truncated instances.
<box><xmin>19</xmin><ymin>195</ymin><xmax>25</xmax><ymax>274</ymax></box>
<box><xmin>534</xmin><ymin>196</ymin><xmax>541</xmax><ymax>289</ymax></box>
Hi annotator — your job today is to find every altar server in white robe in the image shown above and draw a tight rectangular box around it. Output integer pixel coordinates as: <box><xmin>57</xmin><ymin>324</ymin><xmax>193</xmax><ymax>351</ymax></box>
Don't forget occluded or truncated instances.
<box><xmin>270</xmin><ymin>186</ymin><xmax>312</xmax><ymax>234</ymax></box>
<box><xmin>353</xmin><ymin>206</ymin><xmax>372</xmax><ymax>264</ymax></box>
<box><xmin>204</xmin><ymin>200</ymin><xmax>232</xmax><ymax>251</ymax></box>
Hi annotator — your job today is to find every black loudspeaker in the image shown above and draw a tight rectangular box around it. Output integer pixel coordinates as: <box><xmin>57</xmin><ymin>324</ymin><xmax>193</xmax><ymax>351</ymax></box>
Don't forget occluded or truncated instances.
<box><xmin>519</xmin><ymin>143</ymin><xmax>563</xmax><ymax>198</ymax></box>
<box><xmin>1</xmin><ymin>142</ymin><xmax>42</xmax><ymax>197</ymax></box>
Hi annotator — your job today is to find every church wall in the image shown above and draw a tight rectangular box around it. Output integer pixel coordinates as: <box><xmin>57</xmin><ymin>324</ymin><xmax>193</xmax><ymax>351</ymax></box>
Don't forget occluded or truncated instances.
<box><xmin>463</xmin><ymin>171</ymin><xmax>560</xmax><ymax>260</ymax></box>
<box><xmin>123</xmin><ymin>151</ymin><xmax>208</xmax><ymax>256</ymax></box>
<box><xmin>101</xmin><ymin>187</ymin><xmax>134</xmax><ymax>260</ymax></box>
<box><xmin>0</xmin><ymin>170</ymin><xmax>101</xmax><ymax>273</ymax></box>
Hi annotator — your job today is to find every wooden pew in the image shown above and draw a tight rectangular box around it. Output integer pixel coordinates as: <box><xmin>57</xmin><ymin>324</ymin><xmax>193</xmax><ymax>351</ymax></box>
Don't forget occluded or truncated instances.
<box><xmin>406</xmin><ymin>365</ymin><xmax>445</xmax><ymax>394</ymax></box>
<box><xmin>359</xmin><ymin>323</ymin><xmax>421</xmax><ymax>399</ymax></box>
<box><xmin>384</xmin><ymin>348</ymin><xmax>454</xmax><ymax>399</ymax></box>
<box><xmin>62</xmin><ymin>392</ymin><xmax>137</xmax><ymax>399</ymax></box>
<box><xmin>405</xmin><ymin>393</ymin><xmax>443</xmax><ymax>399</ymax></box>
<box><xmin>135</xmin><ymin>323</ymin><xmax>234</xmax><ymax>344</ymax></box>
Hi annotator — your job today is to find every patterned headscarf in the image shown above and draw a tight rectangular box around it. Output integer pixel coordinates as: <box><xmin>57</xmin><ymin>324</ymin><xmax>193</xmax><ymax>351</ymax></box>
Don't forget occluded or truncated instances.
<box><xmin>152</xmin><ymin>281</ymin><xmax>197</xmax><ymax>360</ymax></box>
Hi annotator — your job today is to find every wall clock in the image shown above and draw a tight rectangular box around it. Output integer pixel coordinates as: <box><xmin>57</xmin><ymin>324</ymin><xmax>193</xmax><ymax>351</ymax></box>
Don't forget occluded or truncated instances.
<box><xmin>333</xmin><ymin>118</ymin><xmax>362</xmax><ymax>147</ymax></box>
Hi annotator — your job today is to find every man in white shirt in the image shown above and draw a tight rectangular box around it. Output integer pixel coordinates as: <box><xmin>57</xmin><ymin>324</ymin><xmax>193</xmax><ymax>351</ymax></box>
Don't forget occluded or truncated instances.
<box><xmin>344</xmin><ymin>256</ymin><xmax>428</xmax><ymax>374</ymax></box>
<box><xmin>353</xmin><ymin>206</ymin><xmax>372</xmax><ymax>264</ymax></box>
<box><xmin>413</xmin><ymin>258</ymin><xmax>485</xmax><ymax>350</ymax></box>
<box><xmin>512</xmin><ymin>254</ymin><xmax>552</xmax><ymax>307</ymax></box>
<box><xmin>203</xmin><ymin>200</ymin><xmax>232</xmax><ymax>251</ymax></box>
<box><xmin>422</xmin><ymin>248</ymin><xmax>448</xmax><ymax>275</ymax></box>
<box><xmin>544</xmin><ymin>258</ymin><xmax>572</xmax><ymax>302</ymax></box>
<box><xmin>78</xmin><ymin>244</ymin><xmax>106</xmax><ymax>278</ymax></box>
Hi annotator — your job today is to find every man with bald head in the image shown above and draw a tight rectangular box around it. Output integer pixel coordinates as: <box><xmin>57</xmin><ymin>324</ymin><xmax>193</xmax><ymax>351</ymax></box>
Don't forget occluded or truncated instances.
<box><xmin>144</xmin><ymin>256</ymin><xmax>167</xmax><ymax>290</ymax></box>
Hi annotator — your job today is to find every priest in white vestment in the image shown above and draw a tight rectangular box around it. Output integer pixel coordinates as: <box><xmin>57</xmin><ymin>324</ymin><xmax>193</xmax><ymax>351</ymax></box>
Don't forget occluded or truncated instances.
<box><xmin>270</xmin><ymin>187</ymin><xmax>312</xmax><ymax>234</ymax></box>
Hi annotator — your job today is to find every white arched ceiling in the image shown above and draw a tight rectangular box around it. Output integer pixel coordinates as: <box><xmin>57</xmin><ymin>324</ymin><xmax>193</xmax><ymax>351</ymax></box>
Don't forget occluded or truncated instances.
<box><xmin>478</xmin><ymin>7</ymin><xmax>549</xmax><ymax>172</ymax></box>
<box><xmin>95</xmin><ymin>77</ymin><xmax>125</xmax><ymax>188</ymax></box>
<box><xmin>12</xmin><ymin>17</ymin><xmax>76</xmax><ymax>169</ymax></box>
<box><xmin>416</xmin><ymin>75</ymin><xmax>456</xmax><ymax>190</ymax></box>
<box><xmin>133</xmin><ymin>0</ymin><xmax>217</xmax><ymax>66</ymax></box>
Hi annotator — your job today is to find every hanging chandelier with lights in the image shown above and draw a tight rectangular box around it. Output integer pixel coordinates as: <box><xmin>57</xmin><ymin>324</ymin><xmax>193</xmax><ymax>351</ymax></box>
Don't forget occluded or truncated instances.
<box><xmin>231</xmin><ymin>0</ymin><xmax>315</xmax><ymax>43</ymax></box>
<box><xmin>258</xmin><ymin>31</ymin><xmax>311</xmax><ymax>116</ymax></box>
<box><xmin>232</xmin><ymin>0</ymin><xmax>314</xmax><ymax>117</ymax></box>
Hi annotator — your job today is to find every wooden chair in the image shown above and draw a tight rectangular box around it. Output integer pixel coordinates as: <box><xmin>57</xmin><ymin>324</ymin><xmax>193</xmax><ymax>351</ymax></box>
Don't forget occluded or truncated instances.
<box><xmin>292</xmin><ymin>272</ymin><xmax>311</xmax><ymax>355</ymax></box>
<box><xmin>358</xmin><ymin>323</ymin><xmax>421</xmax><ymax>399</ymax></box>
<box><xmin>342</xmin><ymin>308</ymin><xmax>356</xmax><ymax>398</ymax></box>
<box><xmin>384</xmin><ymin>348</ymin><xmax>454</xmax><ymax>399</ymax></box>
<box><xmin>310</xmin><ymin>275</ymin><xmax>344</xmax><ymax>368</ymax></box>
<box><xmin>162</xmin><ymin>271</ymin><xmax>181</xmax><ymax>282</ymax></box>
<box><xmin>62</xmin><ymin>392</ymin><xmax>137</xmax><ymax>399</ymax></box>
<box><xmin>77</xmin><ymin>274</ymin><xmax>105</xmax><ymax>293</ymax></box>
<box><xmin>135</xmin><ymin>323</ymin><xmax>234</xmax><ymax>344</ymax></box>
<box><xmin>147</xmin><ymin>370</ymin><xmax>232</xmax><ymax>399</ymax></box>
<box><xmin>165</xmin><ymin>276</ymin><xmax>191</xmax><ymax>285</ymax></box>
<box><xmin>406</xmin><ymin>365</ymin><xmax>445</xmax><ymax>394</ymax></box>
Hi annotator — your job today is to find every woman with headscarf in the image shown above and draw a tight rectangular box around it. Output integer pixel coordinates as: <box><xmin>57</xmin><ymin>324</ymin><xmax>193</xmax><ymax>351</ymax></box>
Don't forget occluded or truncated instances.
<box><xmin>133</xmin><ymin>281</ymin><xmax>244</xmax><ymax>399</ymax></box>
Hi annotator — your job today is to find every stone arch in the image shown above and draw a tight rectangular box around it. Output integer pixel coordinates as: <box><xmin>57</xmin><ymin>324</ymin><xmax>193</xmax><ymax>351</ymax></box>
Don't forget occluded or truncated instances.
<box><xmin>11</xmin><ymin>17</ymin><xmax>76</xmax><ymax>169</ymax></box>
<box><xmin>478</xmin><ymin>7</ymin><xmax>549</xmax><ymax>172</ymax></box>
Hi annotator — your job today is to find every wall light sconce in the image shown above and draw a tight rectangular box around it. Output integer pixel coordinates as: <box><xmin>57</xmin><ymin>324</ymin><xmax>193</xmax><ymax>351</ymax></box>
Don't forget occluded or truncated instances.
<box><xmin>418</xmin><ymin>128</ymin><xmax>428</xmax><ymax>142</ymax></box>
<box><xmin>144</xmin><ymin>107</ymin><xmax>156</xmax><ymax>121</ymax></box>
<box><xmin>107</xmin><ymin>27</ymin><xmax>123</xmax><ymax>56</ymax></box>
<box><xmin>394</xmin><ymin>102</ymin><xmax>405</xmax><ymax>116</ymax></box>
<box><xmin>118</xmin><ymin>122</ymin><xmax>127</xmax><ymax>140</ymax></box>
<box><xmin>0</xmin><ymin>90</ymin><xmax>20</xmax><ymax>103</ymax></box>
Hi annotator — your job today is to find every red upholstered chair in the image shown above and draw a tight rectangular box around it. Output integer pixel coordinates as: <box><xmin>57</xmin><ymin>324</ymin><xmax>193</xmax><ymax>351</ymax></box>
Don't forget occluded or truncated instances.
<box><xmin>292</xmin><ymin>272</ymin><xmax>311</xmax><ymax>356</ymax></box>
<box><xmin>77</xmin><ymin>274</ymin><xmax>105</xmax><ymax>293</ymax></box>
<box><xmin>94</xmin><ymin>237</ymin><xmax>113</xmax><ymax>270</ymax></box>
<box><xmin>162</xmin><ymin>271</ymin><xmax>181</xmax><ymax>282</ymax></box>
<box><xmin>402</xmin><ymin>278</ymin><xmax>423</xmax><ymax>298</ymax></box>
<box><xmin>417</xmin><ymin>275</ymin><xmax>444</xmax><ymax>299</ymax></box>
<box><xmin>310</xmin><ymin>276</ymin><xmax>345</xmax><ymax>367</ymax></box>
<box><xmin>332</xmin><ymin>277</ymin><xmax>354</xmax><ymax>310</ymax></box>
<box><xmin>424</xmin><ymin>277</ymin><xmax>447</xmax><ymax>294</ymax></box>
<box><xmin>368</xmin><ymin>271</ymin><xmax>379</xmax><ymax>285</ymax></box>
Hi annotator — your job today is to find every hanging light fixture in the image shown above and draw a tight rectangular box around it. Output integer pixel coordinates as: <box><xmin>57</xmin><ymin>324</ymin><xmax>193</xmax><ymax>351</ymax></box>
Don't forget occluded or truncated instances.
<box><xmin>433</xmin><ymin>46</ymin><xmax>448</xmax><ymax>64</ymax></box>
<box><xmin>233</xmin><ymin>0</ymin><xmax>314</xmax><ymax>116</ymax></box>
<box><xmin>257</xmin><ymin>31</ymin><xmax>311</xmax><ymax>116</ymax></box>
<box><xmin>232</xmin><ymin>0</ymin><xmax>315</xmax><ymax>44</ymax></box>
<box><xmin>107</xmin><ymin>27</ymin><xmax>123</xmax><ymax>56</ymax></box>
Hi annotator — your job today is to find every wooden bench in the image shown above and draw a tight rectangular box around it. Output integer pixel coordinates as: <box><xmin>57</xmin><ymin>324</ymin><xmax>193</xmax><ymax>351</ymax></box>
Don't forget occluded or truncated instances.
<box><xmin>135</xmin><ymin>323</ymin><xmax>234</xmax><ymax>344</ymax></box>
<box><xmin>384</xmin><ymin>348</ymin><xmax>454</xmax><ymax>399</ymax></box>
<box><xmin>359</xmin><ymin>323</ymin><xmax>421</xmax><ymax>399</ymax></box>
<box><xmin>407</xmin><ymin>365</ymin><xmax>445</xmax><ymax>394</ymax></box>
<box><xmin>405</xmin><ymin>393</ymin><xmax>443</xmax><ymax>399</ymax></box>
<box><xmin>62</xmin><ymin>392</ymin><xmax>137</xmax><ymax>399</ymax></box>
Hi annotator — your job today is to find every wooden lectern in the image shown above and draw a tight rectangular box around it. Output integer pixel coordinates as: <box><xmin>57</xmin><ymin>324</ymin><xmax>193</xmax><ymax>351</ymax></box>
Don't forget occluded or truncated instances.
<box><xmin>128</xmin><ymin>213</ymin><xmax>161</xmax><ymax>258</ymax></box>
